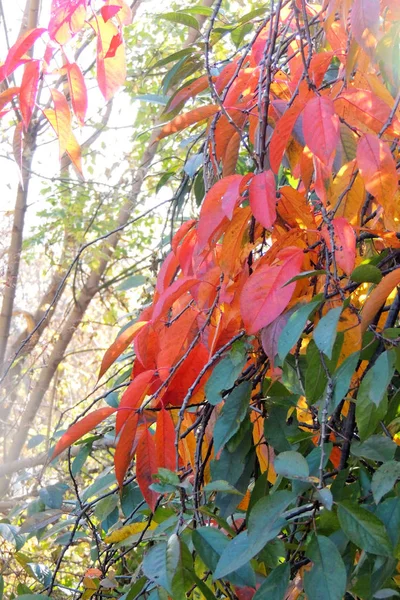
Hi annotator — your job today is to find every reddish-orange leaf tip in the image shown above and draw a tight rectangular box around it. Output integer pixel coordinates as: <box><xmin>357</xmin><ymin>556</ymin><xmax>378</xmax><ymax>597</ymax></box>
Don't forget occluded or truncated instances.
<box><xmin>98</xmin><ymin>320</ymin><xmax>147</xmax><ymax>380</ymax></box>
<box><xmin>52</xmin><ymin>407</ymin><xmax>116</xmax><ymax>459</ymax></box>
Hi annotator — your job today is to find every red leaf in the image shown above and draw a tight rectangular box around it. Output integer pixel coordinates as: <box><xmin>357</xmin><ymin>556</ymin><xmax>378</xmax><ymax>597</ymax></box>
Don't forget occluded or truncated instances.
<box><xmin>93</xmin><ymin>15</ymin><xmax>126</xmax><ymax>101</ymax></box>
<box><xmin>52</xmin><ymin>407</ymin><xmax>116</xmax><ymax>459</ymax></box>
<box><xmin>151</xmin><ymin>276</ymin><xmax>198</xmax><ymax>322</ymax></box>
<box><xmin>321</xmin><ymin>217</ymin><xmax>356</xmax><ymax>275</ymax></box>
<box><xmin>114</xmin><ymin>412</ymin><xmax>139</xmax><ymax>487</ymax></box>
<box><xmin>98</xmin><ymin>320</ymin><xmax>147</xmax><ymax>380</ymax></box>
<box><xmin>351</xmin><ymin>0</ymin><xmax>379</xmax><ymax>55</ymax></box>
<box><xmin>240</xmin><ymin>248</ymin><xmax>304</xmax><ymax>334</ymax></box>
<box><xmin>171</xmin><ymin>219</ymin><xmax>197</xmax><ymax>255</ymax></box>
<box><xmin>155</xmin><ymin>409</ymin><xmax>176</xmax><ymax>472</ymax></box>
<box><xmin>302</xmin><ymin>96</ymin><xmax>339</xmax><ymax>165</ymax></box>
<box><xmin>356</xmin><ymin>134</ymin><xmax>397</xmax><ymax>207</ymax></box>
<box><xmin>0</xmin><ymin>28</ymin><xmax>46</xmax><ymax>82</ymax></box>
<box><xmin>66</xmin><ymin>62</ymin><xmax>87</xmax><ymax>125</ymax></box>
<box><xmin>116</xmin><ymin>370</ymin><xmax>155</xmax><ymax>435</ymax></box>
<box><xmin>101</xmin><ymin>4</ymin><xmax>121</xmax><ymax>22</ymax></box>
<box><xmin>105</xmin><ymin>33</ymin><xmax>123</xmax><ymax>59</ymax></box>
<box><xmin>155</xmin><ymin>250</ymin><xmax>180</xmax><ymax>295</ymax></box>
<box><xmin>249</xmin><ymin>171</ymin><xmax>277</xmax><ymax>229</ymax></box>
<box><xmin>167</xmin><ymin>75</ymin><xmax>210</xmax><ymax>113</ymax></box>
<box><xmin>136</xmin><ymin>428</ymin><xmax>159</xmax><ymax>512</ymax></box>
<box><xmin>20</xmin><ymin>61</ymin><xmax>40</xmax><ymax>129</ymax></box>
<box><xmin>269</xmin><ymin>101</ymin><xmax>305</xmax><ymax>173</ymax></box>
<box><xmin>156</xmin><ymin>105</ymin><xmax>219</xmax><ymax>142</ymax></box>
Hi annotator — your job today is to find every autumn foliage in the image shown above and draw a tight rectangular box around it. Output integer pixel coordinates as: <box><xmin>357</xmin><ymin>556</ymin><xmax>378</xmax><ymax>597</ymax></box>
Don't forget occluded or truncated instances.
<box><xmin>4</xmin><ymin>0</ymin><xmax>400</xmax><ymax>598</ymax></box>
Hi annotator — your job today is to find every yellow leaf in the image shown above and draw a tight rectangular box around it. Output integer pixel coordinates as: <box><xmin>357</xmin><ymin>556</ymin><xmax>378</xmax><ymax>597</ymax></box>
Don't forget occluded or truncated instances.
<box><xmin>104</xmin><ymin>521</ymin><xmax>156</xmax><ymax>543</ymax></box>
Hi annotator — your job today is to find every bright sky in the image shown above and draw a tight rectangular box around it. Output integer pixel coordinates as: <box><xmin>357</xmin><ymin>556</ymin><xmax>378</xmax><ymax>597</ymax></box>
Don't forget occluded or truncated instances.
<box><xmin>0</xmin><ymin>0</ymin><xmax>170</xmax><ymax>219</ymax></box>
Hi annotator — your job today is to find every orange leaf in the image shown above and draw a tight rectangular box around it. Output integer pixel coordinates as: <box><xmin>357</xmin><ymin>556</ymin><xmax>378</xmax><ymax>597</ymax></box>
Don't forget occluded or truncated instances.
<box><xmin>302</xmin><ymin>96</ymin><xmax>339</xmax><ymax>165</ymax></box>
<box><xmin>66</xmin><ymin>62</ymin><xmax>88</xmax><ymax>125</ymax></box>
<box><xmin>334</xmin><ymin>89</ymin><xmax>400</xmax><ymax>137</ymax></box>
<box><xmin>155</xmin><ymin>409</ymin><xmax>176</xmax><ymax>472</ymax></box>
<box><xmin>167</xmin><ymin>75</ymin><xmax>210</xmax><ymax>113</ymax></box>
<box><xmin>156</xmin><ymin>105</ymin><xmax>219</xmax><ymax>142</ymax></box>
<box><xmin>136</xmin><ymin>428</ymin><xmax>159</xmax><ymax>512</ymax></box>
<box><xmin>249</xmin><ymin>171</ymin><xmax>277</xmax><ymax>229</ymax></box>
<box><xmin>52</xmin><ymin>407</ymin><xmax>116</xmax><ymax>459</ymax></box>
<box><xmin>351</xmin><ymin>0</ymin><xmax>379</xmax><ymax>55</ymax></box>
<box><xmin>99</xmin><ymin>320</ymin><xmax>147</xmax><ymax>380</ymax></box>
<box><xmin>20</xmin><ymin>60</ymin><xmax>40</xmax><ymax>129</ymax></box>
<box><xmin>0</xmin><ymin>87</ymin><xmax>20</xmax><ymax>113</ymax></box>
<box><xmin>220</xmin><ymin>206</ymin><xmax>251</xmax><ymax>276</ymax></box>
<box><xmin>240</xmin><ymin>247</ymin><xmax>304</xmax><ymax>334</ymax></box>
<box><xmin>114</xmin><ymin>412</ymin><xmax>139</xmax><ymax>487</ymax></box>
<box><xmin>361</xmin><ymin>268</ymin><xmax>400</xmax><ymax>333</ymax></box>
<box><xmin>196</xmin><ymin>175</ymin><xmax>243</xmax><ymax>252</ymax></box>
<box><xmin>222</xmin><ymin>131</ymin><xmax>241</xmax><ymax>176</ymax></box>
<box><xmin>356</xmin><ymin>134</ymin><xmax>397</xmax><ymax>207</ymax></box>
<box><xmin>321</xmin><ymin>217</ymin><xmax>356</xmax><ymax>275</ymax></box>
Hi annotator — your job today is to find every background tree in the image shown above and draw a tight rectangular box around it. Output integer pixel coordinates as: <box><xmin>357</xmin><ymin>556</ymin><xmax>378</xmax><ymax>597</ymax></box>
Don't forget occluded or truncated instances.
<box><xmin>2</xmin><ymin>0</ymin><xmax>400</xmax><ymax>599</ymax></box>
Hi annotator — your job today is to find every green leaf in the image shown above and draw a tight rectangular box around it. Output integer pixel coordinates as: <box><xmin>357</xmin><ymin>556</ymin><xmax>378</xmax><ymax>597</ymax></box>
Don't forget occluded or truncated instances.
<box><xmin>274</xmin><ymin>451</ymin><xmax>309</xmax><ymax>480</ymax></box>
<box><xmin>376</xmin><ymin>498</ymin><xmax>400</xmax><ymax>548</ymax></box>
<box><xmin>314</xmin><ymin>307</ymin><xmax>342</xmax><ymax>359</ymax></box>
<box><xmin>19</xmin><ymin>510</ymin><xmax>63</xmax><ymax>534</ymax></box>
<box><xmin>158</xmin><ymin>12</ymin><xmax>199</xmax><ymax>30</ymax></box>
<box><xmin>116</xmin><ymin>274</ymin><xmax>147</xmax><ymax>291</ymax></box>
<box><xmin>214</xmin><ymin>491</ymin><xmax>295</xmax><ymax>578</ymax></box>
<box><xmin>337</xmin><ymin>501</ymin><xmax>393</xmax><ymax>556</ymax></box>
<box><xmin>373</xmin><ymin>590</ymin><xmax>400</xmax><ymax>598</ymax></box>
<box><xmin>331</xmin><ymin>351</ymin><xmax>360</xmax><ymax>410</ymax></box>
<box><xmin>203</xmin><ymin>480</ymin><xmax>243</xmax><ymax>495</ymax></box>
<box><xmin>192</xmin><ymin>527</ymin><xmax>255</xmax><ymax>588</ymax></box>
<box><xmin>278</xmin><ymin>299</ymin><xmax>322</xmax><ymax>361</ymax></box>
<box><xmin>356</xmin><ymin>393</ymin><xmax>388</xmax><ymax>442</ymax></box>
<box><xmin>205</xmin><ymin>347</ymin><xmax>247</xmax><ymax>405</ymax></box>
<box><xmin>94</xmin><ymin>494</ymin><xmax>118</xmax><ymax>522</ymax></box>
<box><xmin>316</xmin><ymin>488</ymin><xmax>333</xmax><ymax>511</ymax></box>
<box><xmin>133</xmin><ymin>94</ymin><xmax>169</xmax><ymax>105</ymax></box>
<box><xmin>166</xmin><ymin>534</ymin><xmax>193</xmax><ymax>599</ymax></box>
<box><xmin>13</xmin><ymin>596</ymin><xmax>50</xmax><ymax>599</ymax></box>
<box><xmin>358</xmin><ymin>351</ymin><xmax>396</xmax><ymax>408</ymax></box>
<box><xmin>0</xmin><ymin>575</ymin><xmax>3</xmax><ymax>600</ymax></box>
<box><xmin>304</xmin><ymin>535</ymin><xmax>347</xmax><ymax>600</ymax></box>
<box><xmin>71</xmin><ymin>443</ymin><xmax>92</xmax><ymax>476</ymax></box>
<box><xmin>142</xmin><ymin>542</ymin><xmax>169</xmax><ymax>592</ymax></box>
<box><xmin>213</xmin><ymin>381</ymin><xmax>251</xmax><ymax>452</ymax></box>
<box><xmin>351</xmin><ymin>435</ymin><xmax>396</xmax><ymax>462</ymax></box>
<box><xmin>149</xmin><ymin>48</ymin><xmax>194</xmax><ymax>71</ymax></box>
<box><xmin>39</xmin><ymin>483</ymin><xmax>68</xmax><ymax>509</ymax></box>
<box><xmin>371</xmin><ymin>461</ymin><xmax>400</xmax><ymax>504</ymax></box>
<box><xmin>253</xmin><ymin>563</ymin><xmax>290</xmax><ymax>600</ymax></box>
<box><xmin>351</xmin><ymin>264</ymin><xmax>382</xmax><ymax>284</ymax></box>
<box><xmin>283</xmin><ymin>270</ymin><xmax>326</xmax><ymax>286</ymax></box>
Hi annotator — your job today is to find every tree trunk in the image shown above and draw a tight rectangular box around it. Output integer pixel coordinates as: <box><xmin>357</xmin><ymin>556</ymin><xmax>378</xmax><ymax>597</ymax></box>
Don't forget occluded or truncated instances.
<box><xmin>0</xmin><ymin>0</ymin><xmax>41</xmax><ymax>374</ymax></box>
